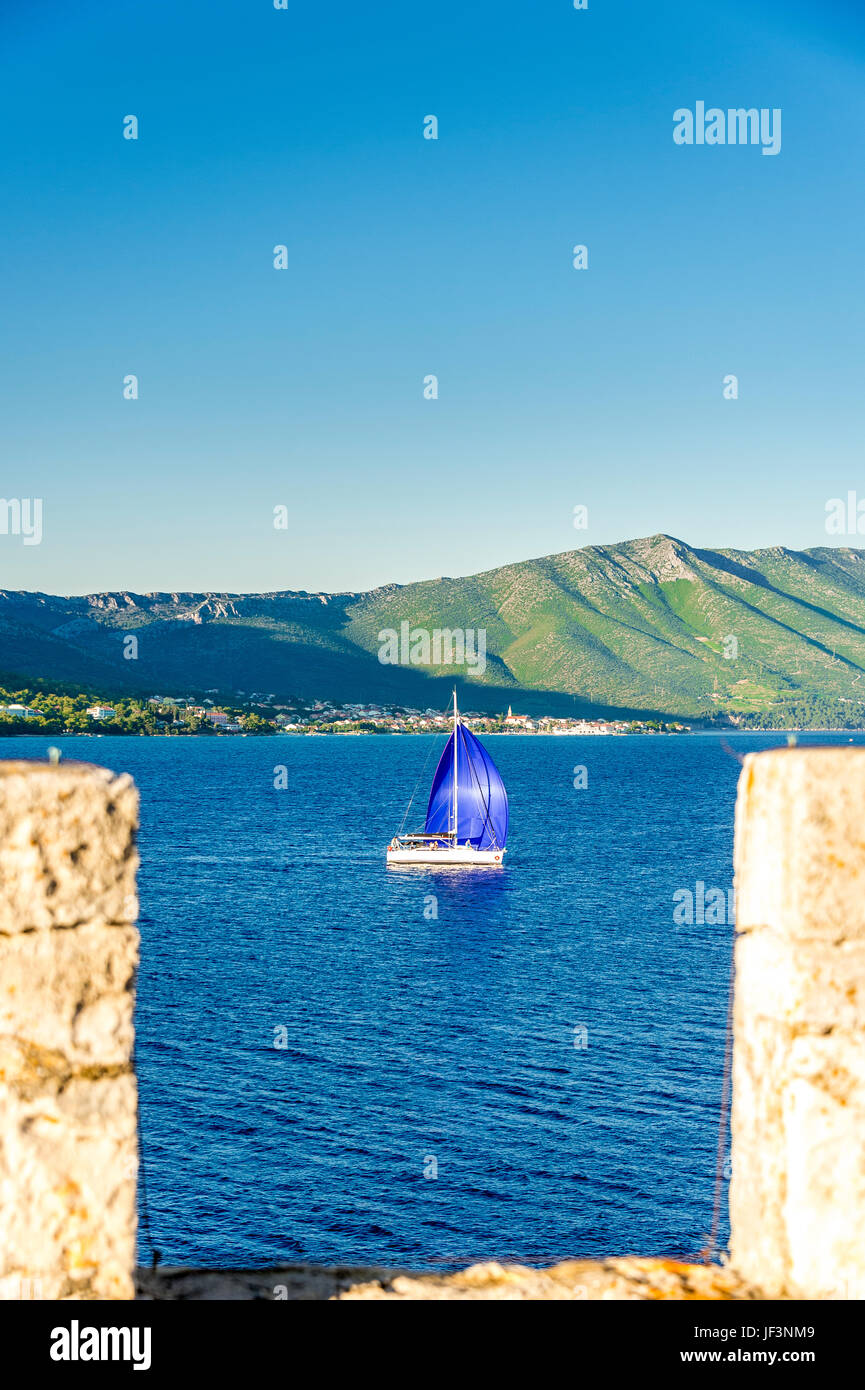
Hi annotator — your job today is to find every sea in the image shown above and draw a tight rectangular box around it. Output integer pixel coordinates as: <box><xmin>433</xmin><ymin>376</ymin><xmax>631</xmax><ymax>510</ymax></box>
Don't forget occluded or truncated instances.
<box><xmin>4</xmin><ymin>729</ymin><xmax>859</xmax><ymax>1272</ymax></box>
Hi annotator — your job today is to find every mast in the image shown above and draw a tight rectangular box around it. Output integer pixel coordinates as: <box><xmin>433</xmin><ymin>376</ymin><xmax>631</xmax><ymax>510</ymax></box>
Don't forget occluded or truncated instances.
<box><xmin>452</xmin><ymin>688</ymin><xmax>458</xmax><ymax>840</ymax></box>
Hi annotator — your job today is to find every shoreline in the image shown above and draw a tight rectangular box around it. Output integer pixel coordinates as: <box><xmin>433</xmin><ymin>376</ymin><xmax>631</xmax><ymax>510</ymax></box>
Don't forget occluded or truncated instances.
<box><xmin>2</xmin><ymin>728</ymin><xmax>865</xmax><ymax>741</ymax></box>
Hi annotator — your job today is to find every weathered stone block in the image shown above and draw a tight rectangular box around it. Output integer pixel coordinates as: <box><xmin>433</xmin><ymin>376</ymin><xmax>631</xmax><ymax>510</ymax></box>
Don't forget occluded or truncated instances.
<box><xmin>0</xmin><ymin>1073</ymin><xmax>137</xmax><ymax>1300</ymax></box>
<box><xmin>735</xmin><ymin>930</ymin><xmax>865</xmax><ymax>1033</ymax></box>
<box><xmin>0</xmin><ymin>762</ymin><xmax>138</xmax><ymax>933</ymax></box>
<box><xmin>730</xmin><ymin>748</ymin><xmax>865</xmax><ymax>1299</ymax></box>
<box><xmin>0</xmin><ymin>760</ymin><xmax>139</xmax><ymax>1302</ymax></box>
<box><xmin>784</xmin><ymin>1033</ymin><xmax>865</xmax><ymax>1300</ymax></box>
<box><xmin>0</xmin><ymin>922</ymin><xmax>138</xmax><ymax>1065</ymax></box>
<box><xmin>734</xmin><ymin>747</ymin><xmax>865</xmax><ymax>943</ymax></box>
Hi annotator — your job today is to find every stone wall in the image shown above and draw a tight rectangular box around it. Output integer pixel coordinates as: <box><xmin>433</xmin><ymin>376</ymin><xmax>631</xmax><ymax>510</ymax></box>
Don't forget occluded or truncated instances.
<box><xmin>136</xmin><ymin>1257</ymin><xmax>769</xmax><ymax>1301</ymax></box>
<box><xmin>0</xmin><ymin>761</ymin><xmax>139</xmax><ymax>1301</ymax></box>
<box><xmin>730</xmin><ymin>747</ymin><xmax>865</xmax><ymax>1299</ymax></box>
<box><xmin>2</xmin><ymin>748</ymin><xmax>864</xmax><ymax>1301</ymax></box>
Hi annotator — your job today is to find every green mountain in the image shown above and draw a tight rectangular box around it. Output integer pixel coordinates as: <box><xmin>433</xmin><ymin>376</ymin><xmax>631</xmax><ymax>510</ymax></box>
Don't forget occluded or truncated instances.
<box><xmin>3</xmin><ymin>535</ymin><xmax>865</xmax><ymax>720</ymax></box>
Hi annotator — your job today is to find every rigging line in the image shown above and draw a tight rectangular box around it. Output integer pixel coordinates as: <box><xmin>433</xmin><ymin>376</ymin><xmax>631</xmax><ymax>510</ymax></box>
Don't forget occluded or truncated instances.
<box><xmin>133</xmin><ymin>1041</ymin><xmax>161</xmax><ymax>1271</ymax></box>
<box><xmin>698</xmin><ymin>931</ymin><xmax>736</xmax><ymax>1265</ymax></box>
<box><xmin>396</xmin><ymin>696</ymin><xmax>454</xmax><ymax>834</ymax></box>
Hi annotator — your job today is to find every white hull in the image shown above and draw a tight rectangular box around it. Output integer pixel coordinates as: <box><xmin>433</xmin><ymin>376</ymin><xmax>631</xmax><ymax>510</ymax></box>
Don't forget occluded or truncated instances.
<box><xmin>387</xmin><ymin>845</ymin><xmax>505</xmax><ymax>866</ymax></box>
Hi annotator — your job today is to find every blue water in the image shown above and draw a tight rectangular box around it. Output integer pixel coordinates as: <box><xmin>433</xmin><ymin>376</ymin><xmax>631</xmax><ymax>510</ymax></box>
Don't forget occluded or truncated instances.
<box><xmin>4</xmin><ymin>730</ymin><xmax>859</xmax><ymax>1270</ymax></box>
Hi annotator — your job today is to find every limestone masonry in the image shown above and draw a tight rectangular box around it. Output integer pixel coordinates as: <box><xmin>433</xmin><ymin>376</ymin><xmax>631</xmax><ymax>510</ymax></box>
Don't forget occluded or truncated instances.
<box><xmin>730</xmin><ymin>748</ymin><xmax>865</xmax><ymax>1299</ymax></box>
<box><xmin>0</xmin><ymin>762</ymin><xmax>139</xmax><ymax>1301</ymax></box>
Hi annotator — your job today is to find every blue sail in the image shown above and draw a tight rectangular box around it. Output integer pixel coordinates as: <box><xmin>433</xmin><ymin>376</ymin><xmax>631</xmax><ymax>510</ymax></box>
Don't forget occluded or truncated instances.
<box><xmin>424</xmin><ymin>724</ymin><xmax>509</xmax><ymax>850</ymax></box>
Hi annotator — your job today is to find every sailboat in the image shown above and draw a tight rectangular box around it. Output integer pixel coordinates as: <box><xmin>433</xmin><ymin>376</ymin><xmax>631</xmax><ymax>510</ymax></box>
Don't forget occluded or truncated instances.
<box><xmin>386</xmin><ymin>692</ymin><xmax>509</xmax><ymax>865</ymax></box>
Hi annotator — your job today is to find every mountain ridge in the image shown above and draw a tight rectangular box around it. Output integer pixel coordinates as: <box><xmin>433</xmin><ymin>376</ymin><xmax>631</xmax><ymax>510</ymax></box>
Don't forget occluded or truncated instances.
<box><xmin>3</xmin><ymin>535</ymin><xmax>865</xmax><ymax>719</ymax></box>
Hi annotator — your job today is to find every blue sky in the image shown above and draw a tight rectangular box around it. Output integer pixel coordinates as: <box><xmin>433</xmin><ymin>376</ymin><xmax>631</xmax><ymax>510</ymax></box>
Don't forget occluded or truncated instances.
<box><xmin>1</xmin><ymin>0</ymin><xmax>864</xmax><ymax>594</ymax></box>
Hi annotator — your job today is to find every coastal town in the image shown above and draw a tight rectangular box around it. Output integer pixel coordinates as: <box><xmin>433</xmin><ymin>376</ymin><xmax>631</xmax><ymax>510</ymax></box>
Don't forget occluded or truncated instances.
<box><xmin>277</xmin><ymin>702</ymin><xmax>688</xmax><ymax>736</ymax></box>
<box><xmin>0</xmin><ymin>686</ymin><xmax>689</xmax><ymax>736</ymax></box>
